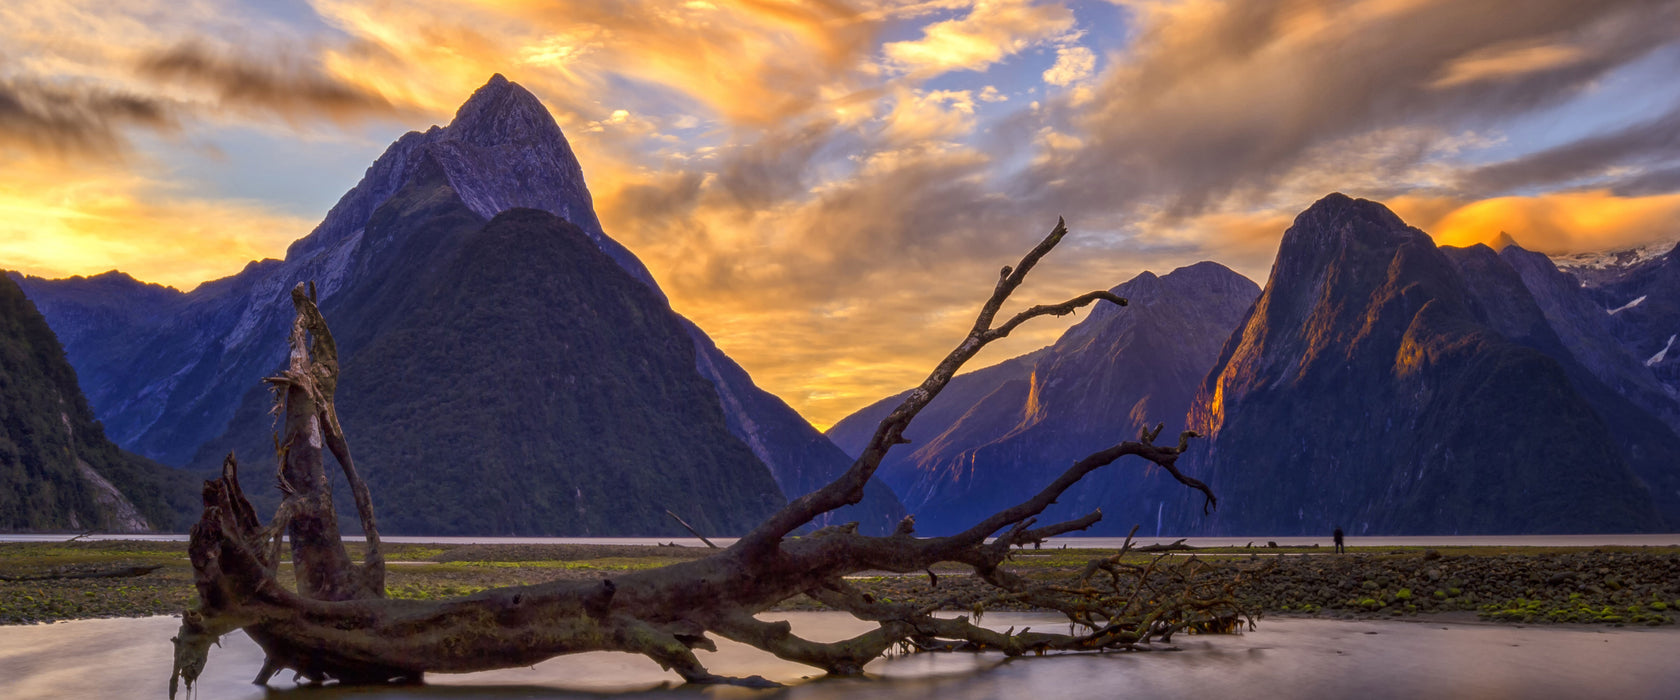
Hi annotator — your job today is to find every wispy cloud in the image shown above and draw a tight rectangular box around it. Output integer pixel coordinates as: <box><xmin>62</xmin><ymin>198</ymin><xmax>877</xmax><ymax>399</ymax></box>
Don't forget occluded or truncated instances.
<box><xmin>1029</xmin><ymin>0</ymin><xmax>1680</xmax><ymax>219</ymax></box>
<box><xmin>135</xmin><ymin>41</ymin><xmax>410</xmax><ymax>125</ymax></box>
<box><xmin>883</xmin><ymin>0</ymin><xmax>1076</xmax><ymax>75</ymax></box>
<box><xmin>0</xmin><ymin>78</ymin><xmax>175</xmax><ymax>157</ymax></box>
<box><xmin>1460</xmin><ymin>103</ymin><xmax>1680</xmax><ymax>194</ymax></box>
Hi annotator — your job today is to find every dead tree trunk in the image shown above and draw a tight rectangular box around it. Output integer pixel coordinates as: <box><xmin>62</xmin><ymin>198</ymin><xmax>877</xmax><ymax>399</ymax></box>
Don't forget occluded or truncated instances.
<box><xmin>169</xmin><ymin>220</ymin><xmax>1247</xmax><ymax>696</ymax></box>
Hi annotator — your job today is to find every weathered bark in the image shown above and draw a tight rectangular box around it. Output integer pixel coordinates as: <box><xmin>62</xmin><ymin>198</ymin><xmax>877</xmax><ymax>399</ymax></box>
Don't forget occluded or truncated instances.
<box><xmin>170</xmin><ymin>220</ymin><xmax>1246</xmax><ymax>697</ymax></box>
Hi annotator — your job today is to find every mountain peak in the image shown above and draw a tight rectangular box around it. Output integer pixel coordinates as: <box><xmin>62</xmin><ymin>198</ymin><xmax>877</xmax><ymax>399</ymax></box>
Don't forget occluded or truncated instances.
<box><xmin>446</xmin><ymin>74</ymin><xmax>557</xmax><ymax>147</ymax></box>
<box><xmin>1491</xmin><ymin>231</ymin><xmax>1520</xmax><ymax>251</ymax></box>
<box><xmin>1297</xmin><ymin>192</ymin><xmax>1407</xmax><ymax>230</ymax></box>
<box><xmin>1275</xmin><ymin>193</ymin><xmax>1426</xmax><ymax>265</ymax></box>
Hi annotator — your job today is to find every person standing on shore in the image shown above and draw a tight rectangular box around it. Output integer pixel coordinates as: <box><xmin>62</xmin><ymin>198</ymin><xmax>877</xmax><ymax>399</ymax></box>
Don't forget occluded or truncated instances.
<box><xmin>1333</xmin><ymin>526</ymin><xmax>1345</xmax><ymax>554</ymax></box>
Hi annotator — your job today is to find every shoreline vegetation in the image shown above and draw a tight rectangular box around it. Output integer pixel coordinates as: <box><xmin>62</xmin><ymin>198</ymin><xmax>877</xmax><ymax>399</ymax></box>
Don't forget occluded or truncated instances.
<box><xmin>3</xmin><ymin>540</ymin><xmax>1677</xmax><ymax>628</ymax></box>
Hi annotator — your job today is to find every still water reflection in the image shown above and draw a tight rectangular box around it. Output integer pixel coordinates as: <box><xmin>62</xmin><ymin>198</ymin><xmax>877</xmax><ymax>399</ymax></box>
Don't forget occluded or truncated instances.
<box><xmin>3</xmin><ymin>612</ymin><xmax>1678</xmax><ymax>700</ymax></box>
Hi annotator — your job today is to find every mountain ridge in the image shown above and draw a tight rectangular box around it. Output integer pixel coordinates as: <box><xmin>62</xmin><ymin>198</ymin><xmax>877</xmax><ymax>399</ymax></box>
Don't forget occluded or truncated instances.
<box><xmin>0</xmin><ymin>272</ymin><xmax>196</xmax><ymax>532</ymax></box>
<box><xmin>18</xmin><ymin>75</ymin><xmax>902</xmax><ymax>534</ymax></box>
<box><xmin>831</xmin><ymin>262</ymin><xmax>1259</xmax><ymax>535</ymax></box>
<box><xmin>1177</xmin><ymin>194</ymin><xmax>1665</xmax><ymax>535</ymax></box>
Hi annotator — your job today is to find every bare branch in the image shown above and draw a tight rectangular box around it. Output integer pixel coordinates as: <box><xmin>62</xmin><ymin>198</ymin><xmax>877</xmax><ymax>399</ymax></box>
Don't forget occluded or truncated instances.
<box><xmin>172</xmin><ymin>217</ymin><xmax>1235</xmax><ymax>694</ymax></box>
<box><xmin>738</xmin><ymin>218</ymin><xmax>1129</xmax><ymax>549</ymax></box>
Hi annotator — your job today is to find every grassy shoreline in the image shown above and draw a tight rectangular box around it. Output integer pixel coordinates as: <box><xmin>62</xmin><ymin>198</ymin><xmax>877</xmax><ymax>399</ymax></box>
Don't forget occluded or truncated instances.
<box><xmin>4</xmin><ymin>541</ymin><xmax>1677</xmax><ymax>627</ymax></box>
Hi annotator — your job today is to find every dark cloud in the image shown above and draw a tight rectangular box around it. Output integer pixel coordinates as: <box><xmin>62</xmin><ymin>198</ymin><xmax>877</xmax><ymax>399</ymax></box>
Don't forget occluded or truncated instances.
<box><xmin>1612</xmin><ymin>165</ymin><xmax>1680</xmax><ymax>197</ymax></box>
<box><xmin>714</xmin><ymin>120</ymin><xmax>846</xmax><ymax>210</ymax></box>
<box><xmin>1028</xmin><ymin>0</ymin><xmax>1680</xmax><ymax>220</ymax></box>
<box><xmin>0</xmin><ymin>78</ymin><xmax>175</xmax><ymax>156</ymax></box>
<box><xmin>1463</xmin><ymin>103</ymin><xmax>1680</xmax><ymax>194</ymax></box>
<box><xmin>136</xmin><ymin>41</ymin><xmax>406</xmax><ymax>124</ymax></box>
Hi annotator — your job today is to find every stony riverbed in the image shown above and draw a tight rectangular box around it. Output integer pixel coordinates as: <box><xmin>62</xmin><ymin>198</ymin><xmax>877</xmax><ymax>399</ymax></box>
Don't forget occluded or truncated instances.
<box><xmin>3</xmin><ymin>540</ymin><xmax>1676</xmax><ymax>627</ymax></box>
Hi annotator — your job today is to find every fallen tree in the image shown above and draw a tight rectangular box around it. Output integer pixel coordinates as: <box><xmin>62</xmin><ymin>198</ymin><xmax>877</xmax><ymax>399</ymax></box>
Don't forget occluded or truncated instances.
<box><xmin>169</xmin><ymin>219</ymin><xmax>1249</xmax><ymax>696</ymax></box>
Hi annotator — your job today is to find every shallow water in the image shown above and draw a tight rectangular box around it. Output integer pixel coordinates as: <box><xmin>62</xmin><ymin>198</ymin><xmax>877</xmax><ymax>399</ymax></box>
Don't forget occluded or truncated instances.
<box><xmin>3</xmin><ymin>613</ymin><xmax>1678</xmax><ymax>700</ymax></box>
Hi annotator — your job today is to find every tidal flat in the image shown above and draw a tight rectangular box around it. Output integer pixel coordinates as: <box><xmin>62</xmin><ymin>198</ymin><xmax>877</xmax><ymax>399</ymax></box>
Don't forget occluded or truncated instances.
<box><xmin>2</xmin><ymin>540</ymin><xmax>1677</xmax><ymax>627</ymax></box>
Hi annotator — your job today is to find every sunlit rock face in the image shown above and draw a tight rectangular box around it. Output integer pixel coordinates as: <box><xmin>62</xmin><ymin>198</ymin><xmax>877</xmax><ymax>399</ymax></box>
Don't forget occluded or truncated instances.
<box><xmin>829</xmin><ymin>262</ymin><xmax>1259</xmax><ymax>536</ymax></box>
<box><xmin>1178</xmin><ymin>194</ymin><xmax>1667</xmax><ymax>536</ymax></box>
<box><xmin>17</xmin><ymin>75</ymin><xmax>902</xmax><ymax>534</ymax></box>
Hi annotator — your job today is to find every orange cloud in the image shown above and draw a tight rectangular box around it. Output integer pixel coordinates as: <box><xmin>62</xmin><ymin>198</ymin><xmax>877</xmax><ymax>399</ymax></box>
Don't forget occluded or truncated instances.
<box><xmin>0</xmin><ymin>157</ymin><xmax>311</xmax><ymax>290</ymax></box>
<box><xmin>1392</xmin><ymin>190</ymin><xmax>1680</xmax><ymax>253</ymax></box>
<box><xmin>311</xmin><ymin>0</ymin><xmax>878</xmax><ymax>127</ymax></box>
<box><xmin>1430</xmin><ymin>41</ymin><xmax>1587</xmax><ymax>89</ymax></box>
<box><xmin>883</xmin><ymin>0</ymin><xmax>1076</xmax><ymax>75</ymax></box>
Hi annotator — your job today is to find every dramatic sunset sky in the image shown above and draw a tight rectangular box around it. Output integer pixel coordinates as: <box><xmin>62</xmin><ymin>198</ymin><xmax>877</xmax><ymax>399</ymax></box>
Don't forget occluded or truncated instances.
<box><xmin>4</xmin><ymin>0</ymin><xmax>1680</xmax><ymax>428</ymax></box>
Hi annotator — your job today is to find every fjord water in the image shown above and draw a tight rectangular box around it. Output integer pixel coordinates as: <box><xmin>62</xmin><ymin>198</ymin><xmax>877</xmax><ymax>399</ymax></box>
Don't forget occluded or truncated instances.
<box><xmin>3</xmin><ymin>612</ymin><xmax>1678</xmax><ymax>700</ymax></box>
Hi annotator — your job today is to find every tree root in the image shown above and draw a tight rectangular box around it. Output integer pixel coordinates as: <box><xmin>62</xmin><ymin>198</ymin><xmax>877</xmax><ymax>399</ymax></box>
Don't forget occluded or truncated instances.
<box><xmin>171</xmin><ymin>219</ymin><xmax>1251</xmax><ymax>696</ymax></box>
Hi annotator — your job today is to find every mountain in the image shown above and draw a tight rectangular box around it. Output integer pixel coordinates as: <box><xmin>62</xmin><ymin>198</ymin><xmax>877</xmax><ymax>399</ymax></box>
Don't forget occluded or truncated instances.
<box><xmin>17</xmin><ymin>75</ymin><xmax>901</xmax><ymax>534</ymax></box>
<box><xmin>1177</xmin><ymin>194</ymin><xmax>1666</xmax><ymax>536</ymax></box>
<box><xmin>0</xmin><ymin>272</ymin><xmax>196</xmax><ymax>532</ymax></box>
<box><xmin>1551</xmin><ymin>241</ymin><xmax>1675</xmax><ymax>289</ymax></box>
<box><xmin>829</xmin><ymin>263</ymin><xmax>1259</xmax><ymax>536</ymax></box>
<box><xmin>1491</xmin><ymin>243</ymin><xmax>1680</xmax><ymax>433</ymax></box>
<box><xmin>193</xmin><ymin>179</ymin><xmax>786</xmax><ymax>534</ymax></box>
<box><xmin>1575</xmin><ymin>242</ymin><xmax>1680</xmax><ymax>401</ymax></box>
<box><xmin>826</xmin><ymin>349</ymin><xmax>1045</xmax><ymax>459</ymax></box>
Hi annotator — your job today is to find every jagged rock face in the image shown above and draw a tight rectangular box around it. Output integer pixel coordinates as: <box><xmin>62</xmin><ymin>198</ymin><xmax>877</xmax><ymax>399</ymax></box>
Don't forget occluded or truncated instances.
<box><xmin>0</xmin><ymin>274</ymin><xmax>196</xmax><ymax>532</ymax></box>
<box><xmin>828</xmin><ymin>263</ymin><xmax>1258</xmax><ymax>536</ymax></box>
<box><xmin>19</xmin><ymin>75</ymin><xmax>901</xmax><ymax>534</ymax></box>
<box><xmin>1180</xmin><ymin>194</ymin><xmax>1664</xmax><ymax>536</ymax></box>
<box><xmin>1493</xmin><ymin>245</ymin><xmax>1680</xmax><ymax>433</ymax></box>
<box><xmin>1443</xmin><ymin>244</ymin><xmax>1680</xmax><ymax>524</ymax></box>
<box><xmin>1584</xmin><ymin>243</ymin><xmax>1680</xmax><ymax>400</ymax></box>
<box><xmin>1552</xmin><ymin>241</ymin><xmax>1674</xmax><ymax>288</ymax></box>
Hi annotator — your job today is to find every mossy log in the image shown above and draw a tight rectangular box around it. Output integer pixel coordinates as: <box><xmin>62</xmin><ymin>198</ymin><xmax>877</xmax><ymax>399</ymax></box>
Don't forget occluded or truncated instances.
<box><xmin>170</xmin><ymin>219</ymin><xmax>1247</xmax><ymax>696</ymax></box>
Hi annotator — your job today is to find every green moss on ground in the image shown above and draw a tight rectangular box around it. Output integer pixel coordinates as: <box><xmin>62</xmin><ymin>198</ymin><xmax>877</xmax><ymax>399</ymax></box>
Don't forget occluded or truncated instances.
<box><xmin>6</xmin><ymin>541</ymin><xmax>1678</xmax><ymax>626</ymax></box>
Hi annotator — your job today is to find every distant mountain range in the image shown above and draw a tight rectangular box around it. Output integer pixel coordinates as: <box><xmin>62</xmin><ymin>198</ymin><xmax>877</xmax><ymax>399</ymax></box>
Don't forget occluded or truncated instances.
<box><xmin>1569</xmin><ymin>242</ymin><xmax>1680</xmax><ymax>402</ymax></box>
<box><xmin>1177</xmin><ymin>195</ymin><xmax>1675</xmax><ymax>535</ymax></box>
<box><xmin>8</xmin><ymin>76</ymin><xmax>1676</xmax><ymax>536</ymax></box>
<box><xmin>0</xmin><ymin>273</ymin><xmax>196</xmax><ymax>532</ymax></box>
<box><xmin>833</xmin><ymin>194</ymin><xmax>1680</xmax><ymax>536</ymax></box>
<box><xmin>14</xmin><ymin>75</ymin><xmax>901</xmax><ymax>535</ymax></box>
<box><xmin>828</xmin><ymin>263</ymin><xmax>1259</xmax><ymax>535</ymax></box>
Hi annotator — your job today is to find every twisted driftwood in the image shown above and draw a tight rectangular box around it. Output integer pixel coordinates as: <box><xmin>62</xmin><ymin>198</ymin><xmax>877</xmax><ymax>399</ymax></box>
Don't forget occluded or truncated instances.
<box><xmin>169</xmin><ymin>219</ymin><xmax>1246</xmax><ymax>696</ymax></box>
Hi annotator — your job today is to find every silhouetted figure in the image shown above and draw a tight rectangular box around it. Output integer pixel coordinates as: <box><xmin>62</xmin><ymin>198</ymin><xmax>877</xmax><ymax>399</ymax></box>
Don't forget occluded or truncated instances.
<box><xmin>1333</xmin><ymin>526</ymin><xmax>1345</xmax><ymax>554</ymax></box>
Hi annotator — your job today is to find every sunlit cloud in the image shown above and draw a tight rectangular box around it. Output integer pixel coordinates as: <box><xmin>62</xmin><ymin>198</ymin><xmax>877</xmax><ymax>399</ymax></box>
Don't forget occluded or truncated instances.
<box><xmin>1394</xmin><ymin>189</ymin><xmax>1680</xmax><ymax>254</ymax></box>
<box><xmin>1042</xmin><ymin>44</ymin><xmax>1095</xmax><ymax>86</ymax></box>
<box><xmin>1431</xmin><ymin>41</ymin><xmax>1589</xmax><ymax>90</ymax></box>
<box><xmin>1031</xmin><ymin>0</ymin><xmax>1680</xmax><ymax>218</ymax></box>
<box><xmin>0</xmin><ymin>156</ymin><xmax>312</xmax><ymax>290</ymax></box>
<box><xmin>4</xmin><ymin>0</ymin><xmax>1680</xmax><ymax>428</ymax></box>
<box><xmin>883</xmin><ymin>0</ymin><xmax>1076</xmax><ymax>75</ymax></box>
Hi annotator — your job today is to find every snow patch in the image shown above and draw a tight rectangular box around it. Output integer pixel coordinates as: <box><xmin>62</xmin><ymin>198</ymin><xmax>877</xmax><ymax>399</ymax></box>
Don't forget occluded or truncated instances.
<box><xmin>1608</xmin><ymin>295</ymin><xmax>1647</xmax><ymax>315</ymax></box>
<box><xmin>1647</xmin><ymin>334</ymin><xmax>1676</xmax><ymax>367</ymax></box>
